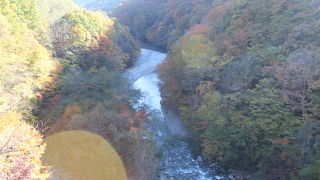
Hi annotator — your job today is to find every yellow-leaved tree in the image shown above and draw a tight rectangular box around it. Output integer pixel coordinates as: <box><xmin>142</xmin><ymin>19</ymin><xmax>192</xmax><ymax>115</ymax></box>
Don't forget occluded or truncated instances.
<box><xmin>0</xmin><ymin>0</ymin><xmax>57</xmax><ymax>179</ymax></box>
<box><xmin>0</xmin><ymin>111</ymin><xmax>50</xmax><ymax>179</ymax></box>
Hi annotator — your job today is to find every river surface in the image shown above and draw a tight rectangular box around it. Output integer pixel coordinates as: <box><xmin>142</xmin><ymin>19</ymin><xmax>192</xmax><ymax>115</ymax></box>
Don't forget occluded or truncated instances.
<box><xmin>125</xmin><ymin>49</ymin><xmax>237</xmax><ymax>180</ymax></box>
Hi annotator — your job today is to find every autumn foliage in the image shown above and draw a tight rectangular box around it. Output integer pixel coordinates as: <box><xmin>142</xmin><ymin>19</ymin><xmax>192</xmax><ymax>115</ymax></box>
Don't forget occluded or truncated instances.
<box><xmin>0</xmin><ymin>111</ymin><xmax>50</xmax><ymax>179</ymax></box>
<box><xmin>0</xmin><ymin>0</ymin><xmax>142</xmax><ymax>179</ymax></box>
<box><xmin>115</xmin><ymin>0</ymin><xmax>320</xmax><ymax>179</ymax></box>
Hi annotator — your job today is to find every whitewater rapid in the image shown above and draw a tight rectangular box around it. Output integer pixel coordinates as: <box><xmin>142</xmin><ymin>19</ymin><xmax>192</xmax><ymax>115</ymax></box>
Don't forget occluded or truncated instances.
<box><xmin>125</xmin><ymin>49</ymin><xmax>234</xmax><ymax>180</ymax></box>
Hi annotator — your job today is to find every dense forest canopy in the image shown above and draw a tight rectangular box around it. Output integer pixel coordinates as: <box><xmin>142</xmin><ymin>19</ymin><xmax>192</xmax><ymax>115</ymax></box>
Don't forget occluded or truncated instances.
<box><xmin>113</xmin><ymin>0</ymin><xmax>320</xmax><ymax>179</ymax></box>
<box><xmin>1</xmin><ymin>0</ymin><xmax>320</xmax><ymax>179</ymax></box>
<box><xmin>0</xmin><ymin>0</ymin><xmax>155</xmax><ymax>179</ymax></box>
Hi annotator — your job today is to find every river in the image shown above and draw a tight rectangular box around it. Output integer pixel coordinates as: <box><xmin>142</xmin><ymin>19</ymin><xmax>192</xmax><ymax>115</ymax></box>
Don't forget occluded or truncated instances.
<box><xmin>125</xmin><ymin>49</ymin><xmax>236</xmax><ymax>180</ymax></box>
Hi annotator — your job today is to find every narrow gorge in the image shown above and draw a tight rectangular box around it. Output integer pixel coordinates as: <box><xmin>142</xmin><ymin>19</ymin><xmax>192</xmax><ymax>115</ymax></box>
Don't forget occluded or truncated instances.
<box><xmin>1</xmin><ymin>0</ymin><xmax>320</xmax><ymax>180</ymax></box>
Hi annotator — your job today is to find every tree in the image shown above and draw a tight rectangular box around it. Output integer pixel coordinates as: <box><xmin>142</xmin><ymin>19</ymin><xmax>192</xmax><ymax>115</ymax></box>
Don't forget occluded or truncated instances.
<box><xmin>0</xmin><ymin>111</ymin><xmax>49</xmax><ymax>179</ymax></box>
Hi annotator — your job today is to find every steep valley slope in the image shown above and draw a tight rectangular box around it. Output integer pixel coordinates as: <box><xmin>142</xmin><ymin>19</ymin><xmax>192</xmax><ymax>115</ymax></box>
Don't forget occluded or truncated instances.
<box><xmin>0</xmin><ymin>0</ymin><xmax>157</xmax><ymax>179</ymax></box>
<box><xmin>112</xmin><ymin>0</ymin><xmax>320</xmax><ymax>179</ymax></box>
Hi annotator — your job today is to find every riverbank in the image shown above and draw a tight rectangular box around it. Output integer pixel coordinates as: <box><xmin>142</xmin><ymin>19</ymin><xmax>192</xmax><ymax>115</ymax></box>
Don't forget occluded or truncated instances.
<box><xmin>127</xmin><ymin>48</ymin><xmax>237</xmax><ymax>180</ymax></box>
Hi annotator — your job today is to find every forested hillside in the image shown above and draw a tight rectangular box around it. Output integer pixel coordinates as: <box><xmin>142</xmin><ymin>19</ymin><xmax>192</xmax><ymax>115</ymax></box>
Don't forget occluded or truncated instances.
<box><xmin>113</xmin><ymin>0</ymin><xmax>320</xmax><ymax>179</ymax></box>
<box><xmin>0</xmin><ymin>0</ymin><xmax>56</xmax><ymax>177</ymax></box>
<box><xmin>2</xmin><ymin>0</ymin><xmax>320</xmax><ymax>179</ymax></box>
<box><xmin>38</xmin><ymin>0</ymin><xmax>78</xmax><ymax>25</ymax></box>
<box><xmin>0</xmin><ymin>0</ymin><xmax>156</xmax><ymax>179</ymax></box>
<box><xmin>112</xmin><ymin>0</ymin><xmax>212</xmax><ymax>49</ymax></box>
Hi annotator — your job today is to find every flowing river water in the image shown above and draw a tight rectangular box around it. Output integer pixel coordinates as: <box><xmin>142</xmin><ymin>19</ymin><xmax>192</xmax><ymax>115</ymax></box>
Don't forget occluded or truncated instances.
<box><xmin>125</xmin><ymin>49</ymin><xmax>238</xmax><ymax>180</ymax></box>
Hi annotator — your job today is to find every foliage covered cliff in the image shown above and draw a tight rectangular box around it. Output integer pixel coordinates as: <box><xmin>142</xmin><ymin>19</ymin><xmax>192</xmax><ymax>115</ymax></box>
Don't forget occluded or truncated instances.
<box><xmin>113</xmin><ymin>0</ymin><xmax>320</xmax><ymax>179</ymax></box>
<box><xmin>0</xmin><ymin>0</ymin><xmax>155</xmax><ymax>179</ymax></box>
<box><xmin>112</xmin><ymin>0</ymin><xmax>213</xmax><ymax>50</ymax></box>
<box><xmin>0</xmin><ymin>0</ymin><xmax>55</xmax><ymax>177</ymax></box>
